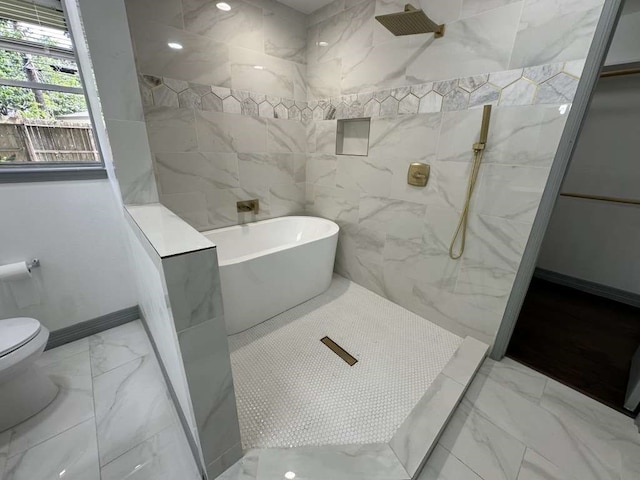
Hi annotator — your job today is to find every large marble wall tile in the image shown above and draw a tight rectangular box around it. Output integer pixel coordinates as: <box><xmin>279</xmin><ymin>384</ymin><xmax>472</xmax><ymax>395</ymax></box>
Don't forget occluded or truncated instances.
<box><xmin>435</xmin><ymin>109</ymin><xmax>484</xmax><ymax>162</ymax></box>
<box><xmin>182</xmin><ymin>0</ymin><xmax>263</xmax><ymax>51</ymax></box>
<box><xmin>156</xmin><ymin>152</ymin><xmax>240</xmax><ymax>194</ymax></box>
<box><xmin>159</xmin><ymin>192</ymin><xmax>209</xmax><ymax>231</ymax></box>
<box><xmin>368</xmin><ymin>113</ymin><xmax>441</xmax><ymax>160</ymax></box>
<box><xmin>266</xmin><ymin>118</ymin><xmax>307</xmax><ymax>153</ymax></box>
<box><xmin>482</xmin><ymin>106</ymin><xmax>568</xmax><ymax>167</ymax></box>
<box><xmin>463</xmin><ymin>375</ymin><xmax>622</xmax><ymax>480</ymax></box>
<box><xmin>131</xmin><ymin>20</ymin><xmax>231</xmax><ymax>86</ymax></box>
<box><xmin>306</xmin><ymin>184</ymin><xmax>360</xmax><ymax>225</ymax></box>
<box><xmin>293</xmin><ymin>63</ymin><xmax>308</xmax><ymax>101</ymax></box>
<box><xmin>177</xmin><ymin>319</ymin><xmax>241</xmax><ymax>468</ymax></box>
<box><xmin>229</xmin><ymin>47</ymin><xmax>294</xmax><ymax>98</ymax></box>
<box><xmin>238</xmin><ymin>153</ymin><xmax>296</xmax><ymax>189</ymax></box>
<box><xmin>410</xmin><ymin>282</ymin><xmax>504</xmax><ymax>345</ymax></box>
<box><xmin>313</xmin><ymin>0</ymin><xmax>374</xmax><ymax>64</ymax></box>
<box><xmin>125</xmin><ymin>0</ymin><xmax>183</xmax><ymax>28</ymax></box>
<box><xmin>4</xmin><ymin>419</ymin><xmax>99</xmax><ymax>480</ymax></box>
<box><xmin>269</xmin><ymin>182</ymin><xmax>306</xmax><ymax>216</ymax></box>
<box><xmin>406</xmin><ymin>3</ymin><xmax>522</xmax><ymax>83</ymax></box>
<box><xmin>307</xmin><ymin>58</ymin><xmax>342</xmax><ymax>100</ymax></box>
<box><xmin>438</xmin><ymin>400</ymin><xmax>526</xmax><ymax>480</ymax></box>
<box><xmin>306</xmin><ymin>153</ymin><xmax>338</xmax><ymax>186</ymax></box>
<box><xmin>144</xmin><ymin>106</ymin><xmax>198</xmax><ymax>153</ymax></box>
<box><xmin>510</xmin><ymin>4</ymin><xmax>603</xmax><ymax>68</ymax></box>
<box><xmin>205</xmin><ymin>186</ymin><xmax>272</xmax><ymax>230</ymax></box>
<box><xmin>89</xmin><ymin>320</ymin><xmax>152</xmax><ymax>376</ymax></box>
<box><xmin>359</xmin><ymin>196</ymin><xmax>427</xmax><ymax>242</ymax></box>
<box><xmin>195</xmin><ymin>110</ymin><xmax>267</xmax><ymax>153</ymax></box>
<box><xmin>476</xmin><ymin>165</ymin><xmax>550</xmax><ymax>223</ymax></box>
<box><xmin>264</xmin><ymin>5</ymin><xmax>307</xmax><ymax>63</ymax></box>
<box><xmin>459</xmin><ymin>0</ymin><xmax>520</xmax><ymax>19</ymax></box>
<box><xmin>163</xmin><ymin>249</ymin><xmax>223</xmax><ymax>331</ymax></box>
<box><xmin>421</xmin><ymin>161</ymin><xmax>473</xmax><ymax>211</ymax></box>
<box><xmin>315</xmin><ymin>120</ymin><xmax>338</xmax><ymax>153</ymax></box>
<box><xmin>105</xmin><ymin>119</ymin><xmax>159</xmax><ymax>204</ymax></box>
<box><xmin>94</xmin><ymin>355</ymin><xmax>175</xmax><ymax>465</ymax></box>
<box><xmin>100</xmin><ymin>424</ymin><xmax>201</xmax><ymax>480</ymax></box>
<box><xmin>336</xmin><ymin>155</ymin><xmax>393</xmax><ymax>196</ymax></box>
<box><xmin>342</xmin><ymin>35</ymin><xmax>432</xmax><ymax>94</ymax></box>
<box><xmin>418</xmin><ymin>0</ymin><xmax>464</xmax><ymax>24</ymax></box>
<box><xmin>309</xmin><ymin>0</ymin><xmax>346</xmax><ymax>27</ymax></box>
<box><xmin>7</xmin><ymin>351</ymin><xmax>94</xmax><ymax>457</ymax></box>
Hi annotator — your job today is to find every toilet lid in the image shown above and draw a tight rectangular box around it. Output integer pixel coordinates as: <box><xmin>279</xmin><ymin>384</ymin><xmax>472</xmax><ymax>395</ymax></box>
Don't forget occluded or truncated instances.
<box><xmin>0</xmin><ymin>317</ymin><xmax>41</xmax><ymax>357</ymax></box>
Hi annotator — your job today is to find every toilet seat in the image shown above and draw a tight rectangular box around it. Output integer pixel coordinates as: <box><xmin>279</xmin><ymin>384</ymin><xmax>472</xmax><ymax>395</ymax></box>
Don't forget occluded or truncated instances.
<box><xmin>0</xmin><ymin>317</ymin><xmax>41</xmax><ymax>358</ymax></box>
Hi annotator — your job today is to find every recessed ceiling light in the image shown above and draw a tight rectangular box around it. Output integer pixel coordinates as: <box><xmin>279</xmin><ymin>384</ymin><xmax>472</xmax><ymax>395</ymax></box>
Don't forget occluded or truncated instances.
<box><xmin>316</xmin><ymin>41</ymin><xmax>329</xmax><ymax>47</ymax></box>
<box><xmin>216</xmin><ymin>2</ymin><xmax>231</xmax><ymax>11</ymax></box>
<box><xmin>284</xmin><ymin>472</ymin><xmax>296</xmax><ymax>480</ymax></box>
<box><xmin>167</xmin><ymin>42</ymin><xmax>183</xmax><ymax>50</ymax></box>
<box><xmin>253</xmin><ymin>65</ymin><xmax>264</xmax><ymax>70</ymax></box>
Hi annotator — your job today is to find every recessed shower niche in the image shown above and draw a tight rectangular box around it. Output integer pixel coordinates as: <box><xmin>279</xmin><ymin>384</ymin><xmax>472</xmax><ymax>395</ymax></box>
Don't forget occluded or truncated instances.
<box><xmin>336</xmin><ymin>118</ymin><xmax>371</xmax><ymax>156</ymax></box>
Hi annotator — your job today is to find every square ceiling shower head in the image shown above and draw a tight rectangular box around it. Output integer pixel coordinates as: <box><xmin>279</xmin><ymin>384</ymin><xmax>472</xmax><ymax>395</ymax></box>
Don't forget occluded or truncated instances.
<box><xmin>375</xmin><ymin>4</ymin><xmax>445</xmax><ymax>37</ymax></box>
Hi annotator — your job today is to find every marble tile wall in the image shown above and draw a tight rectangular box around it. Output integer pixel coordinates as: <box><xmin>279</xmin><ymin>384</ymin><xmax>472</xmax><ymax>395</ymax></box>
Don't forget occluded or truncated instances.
<box><xmin>121</xmin><ymin>0</ymin><xmax>606</xmax><ymax>346</ymax></box>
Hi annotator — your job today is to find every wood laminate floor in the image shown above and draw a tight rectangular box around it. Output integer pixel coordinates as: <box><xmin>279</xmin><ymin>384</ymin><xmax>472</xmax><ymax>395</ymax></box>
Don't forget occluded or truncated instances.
<box><xmin>507</xmin><ymin>277</ymin><xmax>640</xmax><ymax>416</ymax></box>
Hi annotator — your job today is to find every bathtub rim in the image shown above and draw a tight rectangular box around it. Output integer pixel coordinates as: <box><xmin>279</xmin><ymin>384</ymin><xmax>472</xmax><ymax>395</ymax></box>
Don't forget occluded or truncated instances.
<box><xmin>201</xmin><ymin>215</ymin><xmax>339</xmax><ymax>267</ymax></box>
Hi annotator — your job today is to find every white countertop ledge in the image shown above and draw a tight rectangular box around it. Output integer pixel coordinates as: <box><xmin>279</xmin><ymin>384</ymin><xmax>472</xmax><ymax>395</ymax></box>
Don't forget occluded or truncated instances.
<box><xmin>125</xmin><ymin>203</ymin><xmax>214</xmax><ymax>258</ymax></box>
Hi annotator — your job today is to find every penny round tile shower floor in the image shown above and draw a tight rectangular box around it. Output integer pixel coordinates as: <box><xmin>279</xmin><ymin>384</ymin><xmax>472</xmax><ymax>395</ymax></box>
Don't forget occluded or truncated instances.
<box><xmin>228</xmin><ymin>275</ymin><xmax>462</xmax><ymax>449</ymax></box>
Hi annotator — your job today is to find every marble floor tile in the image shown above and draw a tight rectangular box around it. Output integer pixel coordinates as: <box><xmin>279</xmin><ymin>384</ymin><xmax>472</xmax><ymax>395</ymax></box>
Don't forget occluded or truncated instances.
<box><xmin>463</xmin><ymin>374</ymin><xmax>622</xmax><ymax>480</ymax></box>
<box><xmin>36</xmin><ymin>338</ymin><xmax>89</xmax><ymax>368</ymax></box>
<box><xmin>417</xmin><ymin>444</ymin><xmax>483</xmax><ymax>480</ymax></box>
<box><xmin>3</xmin><ymin>420</ymin><xmax>99</xmax><ymax>480</ymax></box>
<box><xmin>438</xmin><ymin>401</ymin><xmax>526</xmax><ymax>480</ymax></box>
<box><xmin>93</xmin><ymin>354</ymin><xmax>175</xmax><ymax>466</ymax></box>
<box><xmin>89</xmin><ymin>320</ymin><xmax>152</xmax><ymax>376</ymax></box>
<box><xmin>516</xmin><ymin>448</ymin><xmax>574</xmax><ymax>480</ymax></box>
<box><xmin>479</xmin><ymin>357</ymin><xmax>548</xmax><ymax>403</ymax></box>
<box><xmin>7</xmin><ymin>350</ymin><xmax>94</xmax><ymax>457</ymax></box>
<box><xmin>100</xmin><ymin>425</ymin><xmax>200</xmax><ymax>480</ymax></box>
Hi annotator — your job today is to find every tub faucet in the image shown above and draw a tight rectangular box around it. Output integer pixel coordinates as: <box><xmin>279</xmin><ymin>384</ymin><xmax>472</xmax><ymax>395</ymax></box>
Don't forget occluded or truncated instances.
<box><xmin>237</xmin><ymin>199</ymin><xmax>259</xmax><ymax>214</ymax></box>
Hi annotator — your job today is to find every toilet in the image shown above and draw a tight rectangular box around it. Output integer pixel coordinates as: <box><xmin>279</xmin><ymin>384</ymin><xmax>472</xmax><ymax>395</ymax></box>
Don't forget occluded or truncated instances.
<box><xmin>0</xmin><ymin>318</ymin><xmax>58</xmax><ymax>432</ymax></box>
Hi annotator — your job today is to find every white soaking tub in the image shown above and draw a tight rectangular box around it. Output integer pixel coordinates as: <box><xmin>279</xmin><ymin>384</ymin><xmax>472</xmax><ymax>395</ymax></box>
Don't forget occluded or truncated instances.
<box><xmin>203</xmin><ymin>216</ymin><xmax>339</xmax><ymax>335</ymax></box>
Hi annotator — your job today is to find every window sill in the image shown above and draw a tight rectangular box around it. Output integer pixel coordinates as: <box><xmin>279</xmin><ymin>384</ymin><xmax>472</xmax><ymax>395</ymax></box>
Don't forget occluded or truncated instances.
<box><xmin>0</xmin><ymin>166</ymin><xmax>108</xmax><ymax>183</ymax></box>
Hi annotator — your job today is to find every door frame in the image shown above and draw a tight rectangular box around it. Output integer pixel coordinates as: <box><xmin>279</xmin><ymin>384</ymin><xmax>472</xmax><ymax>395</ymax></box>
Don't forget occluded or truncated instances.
<box><xmin>491</xmin><ymin>0</ymin><xmax>627</xmax><ymax>360</ymax></box>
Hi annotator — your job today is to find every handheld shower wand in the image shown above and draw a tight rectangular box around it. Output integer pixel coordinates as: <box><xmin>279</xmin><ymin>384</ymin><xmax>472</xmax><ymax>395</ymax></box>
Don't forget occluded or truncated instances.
<box><xmin>449</xmin><ymin>104</ymin><xmax>492</xmax><ymax>260</ymax></box>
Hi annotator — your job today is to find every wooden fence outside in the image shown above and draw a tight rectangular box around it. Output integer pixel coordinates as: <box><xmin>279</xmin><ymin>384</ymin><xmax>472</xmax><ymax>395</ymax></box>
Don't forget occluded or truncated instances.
<box><xmin>0</xmin><ymin>120</ymin><xmax>99</xmax><ymax>163</ymax></box>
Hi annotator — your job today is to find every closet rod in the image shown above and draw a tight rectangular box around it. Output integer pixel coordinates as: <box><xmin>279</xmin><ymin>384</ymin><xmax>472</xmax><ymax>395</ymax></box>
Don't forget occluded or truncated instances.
<box><xmin>560</xmin><ymin>192</ymin><xmax>640</xmax><ymax>206</ymax></box>
<box><xmin>600</xmin><ymin>62</ymin><xmax>640</xmax><ymax>78</ymax></box>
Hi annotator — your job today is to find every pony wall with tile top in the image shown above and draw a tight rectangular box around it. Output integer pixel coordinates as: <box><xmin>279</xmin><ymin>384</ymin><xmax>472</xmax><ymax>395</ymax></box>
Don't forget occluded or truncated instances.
<box><xmin>124</xmin><ymin>204</ymin><xmax>242</xmax><ymax>479</ymax></box>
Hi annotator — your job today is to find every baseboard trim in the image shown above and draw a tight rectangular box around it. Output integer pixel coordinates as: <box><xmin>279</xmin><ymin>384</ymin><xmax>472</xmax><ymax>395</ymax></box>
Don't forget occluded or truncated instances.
<box><xmin>46</xmin><ymin>305</ymin><xmax>140</xmax><ymax>350</ymax></box>
<box><xmin>139</xmin><ymin>312</ymin><xmax>206</xmax><ymax>479</ymax></box>
<box><xmin>534</xmin><ymin>268</ymin><xmax>640</xmax><ymax>308</ymax></box>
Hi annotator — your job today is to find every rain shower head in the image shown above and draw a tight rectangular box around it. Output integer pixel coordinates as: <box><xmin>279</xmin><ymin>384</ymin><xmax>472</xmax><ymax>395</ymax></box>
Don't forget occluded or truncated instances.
<box><xmin>375</xmin><ymin>4</ymin><xmax>444</xmax><ymax>38</ymax></box>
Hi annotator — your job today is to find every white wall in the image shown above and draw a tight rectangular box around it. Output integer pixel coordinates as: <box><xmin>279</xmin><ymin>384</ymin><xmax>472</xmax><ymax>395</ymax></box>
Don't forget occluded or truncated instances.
<box><xmin>605</xmin><ymin>0</ymin><xmax>640</xmax><ymax>65</ymax></box>
<box><xmin>537</xmin><ymin>60</ymin><xmax>640</xmax><ymax>294</ymax></box>
<box><xmin>0</xmin><ymin>180</ymin><xmax>137</xmax><ymax>331</ymax></box>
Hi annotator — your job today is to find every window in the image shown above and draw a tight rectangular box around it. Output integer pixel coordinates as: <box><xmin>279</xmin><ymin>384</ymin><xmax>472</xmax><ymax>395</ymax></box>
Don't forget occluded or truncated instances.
<box><xmin>0</xmin><ymin>0</ymin><xmax>104</xmax><ymax>179</ymax></box>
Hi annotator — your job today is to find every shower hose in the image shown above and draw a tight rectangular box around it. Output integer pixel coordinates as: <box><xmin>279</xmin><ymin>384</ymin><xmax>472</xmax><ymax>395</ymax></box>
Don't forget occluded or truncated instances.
<box><xmin>448</xmin><ymin>143</ymin><xmax>485</xmax><ymax>260</ymax></box>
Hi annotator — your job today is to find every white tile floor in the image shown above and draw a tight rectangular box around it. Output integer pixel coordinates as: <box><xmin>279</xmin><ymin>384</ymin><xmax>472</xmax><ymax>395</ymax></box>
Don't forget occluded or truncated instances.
<box><xmin>0</xmin><ymin>321</ymin><xmax>200</xmax><ymax>480</ymax></box>
<box><xmin>228</xmin><ymin>275</ymin><xmax>463</xmax><ymax>449</ymax></box>
<box><xmin>2</xmin><ymin>316</ymin><xmax>639</xmax><ymax>480</ymax></box>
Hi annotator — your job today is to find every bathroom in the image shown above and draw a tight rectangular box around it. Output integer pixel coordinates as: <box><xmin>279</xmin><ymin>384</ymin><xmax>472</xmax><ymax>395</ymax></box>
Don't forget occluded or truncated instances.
<box><xmin>0</xmin><ymin>0</ymin><xmax>639</xmax><ymax>479</ymax></box>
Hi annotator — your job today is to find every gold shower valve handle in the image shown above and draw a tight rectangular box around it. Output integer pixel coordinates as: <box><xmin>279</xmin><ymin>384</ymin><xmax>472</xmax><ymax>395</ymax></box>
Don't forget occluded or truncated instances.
<box><xmin>407</xmin><ymin>162</ymin><xmax>430</xmax><ymax>187</ymax></box>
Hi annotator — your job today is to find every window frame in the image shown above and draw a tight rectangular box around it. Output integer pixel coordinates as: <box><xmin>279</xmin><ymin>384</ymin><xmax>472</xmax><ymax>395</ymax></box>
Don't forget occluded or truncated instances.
<box><xmin>0</xmin><ymin>0</ymin><xmax>107</xmax><ymax>183</ymax></box>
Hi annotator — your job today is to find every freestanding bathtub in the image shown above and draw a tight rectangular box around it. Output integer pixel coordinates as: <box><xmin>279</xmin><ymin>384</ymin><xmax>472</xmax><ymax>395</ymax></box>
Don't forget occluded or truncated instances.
<box><xmin>203</xmin><ymin>216</ymin><xmax>339</xmax><ymax>335</ymax></box>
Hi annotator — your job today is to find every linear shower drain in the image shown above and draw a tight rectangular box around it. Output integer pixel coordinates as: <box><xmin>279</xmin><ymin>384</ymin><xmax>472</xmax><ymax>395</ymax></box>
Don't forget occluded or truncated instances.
<box><xmin>321</xmin><ymin>336</ymin><xmax>358</xmax><ymax>366</ymax></box>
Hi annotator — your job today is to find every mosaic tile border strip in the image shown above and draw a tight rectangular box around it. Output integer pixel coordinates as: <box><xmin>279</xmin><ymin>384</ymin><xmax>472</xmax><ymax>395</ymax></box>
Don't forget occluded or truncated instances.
<box><xmin>138</xmin><ymin>59</ymin><xmax>585</xmax><ymax>124</ymax></box>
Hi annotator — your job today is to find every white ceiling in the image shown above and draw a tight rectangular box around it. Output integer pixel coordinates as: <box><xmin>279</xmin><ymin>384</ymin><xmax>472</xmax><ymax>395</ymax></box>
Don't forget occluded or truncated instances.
<box><xmin>276</xmin><ymin>0</ymin><xmax>334</xmax><ymax>14</ymax></box>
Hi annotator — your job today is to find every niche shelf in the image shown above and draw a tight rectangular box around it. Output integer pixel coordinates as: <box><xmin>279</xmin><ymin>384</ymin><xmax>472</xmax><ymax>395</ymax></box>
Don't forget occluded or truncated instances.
<box><xmin>336</xmin><ymin>118</ymin><xmax>371</xmax><ymax>156</ymax></box>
